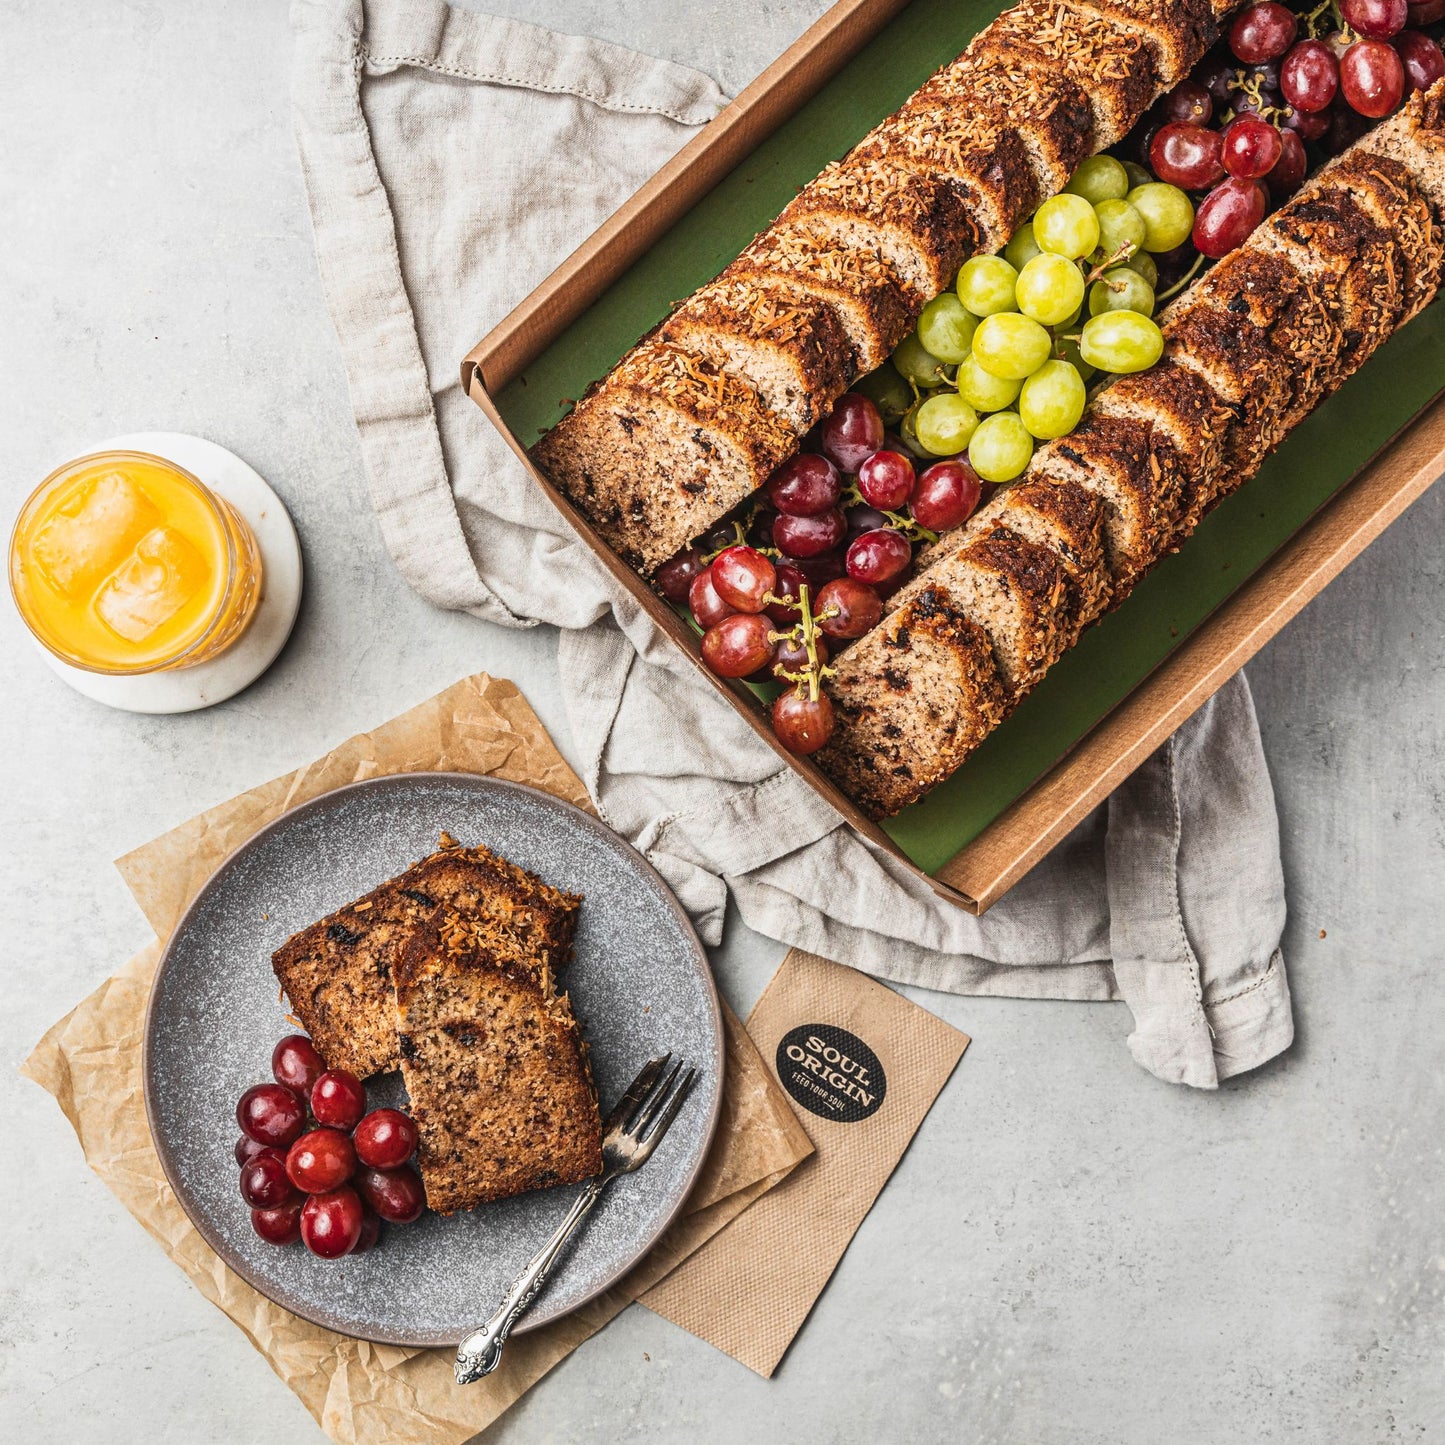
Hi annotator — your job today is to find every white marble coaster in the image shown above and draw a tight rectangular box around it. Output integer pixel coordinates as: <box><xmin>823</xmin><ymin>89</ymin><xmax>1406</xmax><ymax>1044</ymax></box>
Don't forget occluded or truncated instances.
<box><xmin>33</xmin><ymin>432</ymin><xmax>303</xmax><ymax>714</ymax></box>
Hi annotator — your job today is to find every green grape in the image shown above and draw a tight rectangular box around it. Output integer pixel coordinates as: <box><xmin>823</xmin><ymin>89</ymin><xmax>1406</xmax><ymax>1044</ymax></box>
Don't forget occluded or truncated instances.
<box><xmin>916</xmin><ymin>293</ymin><xmax>978</xmax><ymax>364</ymax></box>
<box><xmin>1052</xmin><ymin>332</ymin><xmax>1096</xmax><ymax>382</ymax></box>
<box><xmin>956</xmin><ymin>255</ymin><xmax>1020</xmax><ymax>317</ymax></box>
<box><xmin>1088</xmin><ymin>268</ymin><xmax>1155</xmax><ymax>318</ymax></box>
<box><xmin>1018</xmin><ymin>359</ymin><xmax>1087</xmax><ymax>440</ymax></box>
<box><xmin>1064</xmin><ymin>154</ymin><xmax>1129</xmax><ymax>206</ymax></box>
<box><xmin>1014</xmin><ymin>253</ymin><xmax>1086</xmax><ymax>326</ymax></box>
<box><xmin>1054</xmin><ymin>300</ymin><xmax>1083</xmax><ymax>330</ymax></box>
<box><xmin>1004</xmin><ymin>221</ymin><xmax>1041</xmax><ymax>271</ymax></box>
<box><xmin>968</xmin><ymin>411</ymin><xmax>1034</xmax><ymax>483</ymax></box>
<box><xmin>1126</xmin><ymin>182</ymin><xmax>1195</xmax><ymax>253</ymax></box>
<box><xmin>1122</xmin><ymin>160</ymin><xmax>1152</xmax><ymax>190</ymax></box>
<box><xmin>852</xmin><ymin>362</ymin><xmax>912</xmax><ymax>423</ymax></box>
<box><xmin>1032</xmin><ymin>193</ymin><xmax>1101</xmax><ymax>260</ymax></box>
<box><xmin>899</xmin><ymin>406</ymin><xmax>925</xmax><ymax>457</ymax></box>
<box><xmin>956</xmin><ymin>353</ymin><xmax>1024</xmax><ymax>412</ymax></box>
<box><xmin>1079</xmin><ymin>311</ymin><xmax>1164</xmax><ymax>374</ymax></box>
<box><xmin>892</xmin><ymin>332</ymin><xmax>948</xmax><ymax>388</ymax></box>
<box><xmin>1093</xmin><ymin>199</ymin><xmax>1147</xmax><ymax>263</ymax></box>
<box><xmin>1124</xmin><ymin>250</ymin><xmax>1158</xmax><ymax>288</ymax></box>
<box><xmin>914</xmin><ymin>392</ymin><xmax>980</xmax><ymax>455</ymax></box>
<box><xmin>971</xmin><ymin>312</ymin><xmax>1053</xmax><ymax>380</ymax></box>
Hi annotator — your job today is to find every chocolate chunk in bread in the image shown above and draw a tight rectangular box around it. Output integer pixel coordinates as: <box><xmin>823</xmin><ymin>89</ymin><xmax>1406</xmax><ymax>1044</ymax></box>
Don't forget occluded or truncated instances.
<box><xmin>394</xmin><ymin>908</ymin><xmax>602</xmax><ymax>1214</ymax></box>
<box><xmin>271</xmin><ymin>842</ymin><xmax>581</xmax><ymax>1079</ymax></box>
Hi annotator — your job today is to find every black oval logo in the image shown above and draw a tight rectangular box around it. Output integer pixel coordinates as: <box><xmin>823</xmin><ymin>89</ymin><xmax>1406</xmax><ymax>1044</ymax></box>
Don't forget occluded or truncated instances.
<box><xmin>775</xmin><ymin>1024</ymin><xmax>887</xmax><ymax>1123</ymax></box>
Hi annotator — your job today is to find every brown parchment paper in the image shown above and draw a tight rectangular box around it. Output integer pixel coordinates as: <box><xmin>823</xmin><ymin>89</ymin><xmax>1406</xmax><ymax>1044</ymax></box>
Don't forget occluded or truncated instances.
<box><xmin>21</xmin><ymin>673</ymin><xmax>812</xmax><ymax>1445</ymax></box>
<box><xmin>641</xmin><ymin>949</ymin><xmax>969</xmax><ymax>1377</ymax></box>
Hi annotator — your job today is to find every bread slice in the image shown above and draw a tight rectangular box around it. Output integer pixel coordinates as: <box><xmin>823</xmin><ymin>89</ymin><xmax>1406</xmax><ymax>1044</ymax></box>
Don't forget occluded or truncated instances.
<box><xmin>777</xmin><ymin>156</ymin><xmax>980</xmax><ymax>299</ymax></box>
<box><xmin>1069</xmin><ymin>0</ymin><xmax>1217</xmax><ymax>87</ymax></box>
<box><xmin>815</xmin><ymin>588</ymin><xmax>1009</xmax><ymax>818</ymax></box>
<box><xmin>659</xmin><ymin>277</ymin><xmax>855</xmax><ymax>431</ymax></box>
<box><xmin>909</xmin><ymin>53</ymin><xmax>1096</xmax><ymax>200</ymax></box>
<box><xmin>271</xmin><ymin>841</ymin><xmax>582</xmax><ymax>1080</ymax></box>
<box><xmin>724</xmin><ymin>223</ymin><xmax>916</xmax><ymax>370</ymax></box>
<box><xmin>1030</xmin><ymin>415</ymin><xmax>1177</xmax><ymax>589</ymax></box>
<box><xmin>962</xmin><ymin>0</ymin><xmax>1163</xmax><ymax>149</ymax></box>
<box><xmin>856</xmin><ymin>111</ymin><xmax>1042</xmax><ymax>255</ymax></box>
<box><xmin>1089</xmin><ymin>358</ymin><xmax>1236</xmax><ymax>538</ymax></box>
<box><xmin>1317</xmin><ymin>151</ymin><xmax>1444</xmax><ymax>322</ymax></box>
<box><xmin>532</xmin><ymin>338</ymin><xmax>797</xmax><ymax>574</ymax></box>
<box><xmin>882</xmin><ymin>528</ymin><xmax>1079</xmax><ymax>697</ymax></box>
<box><xmin>1360</xmin><ymin>78</ymin><xmax>1445</xmax><ymax>229</ymax></box>
<box><xmin>394</xmin><ymin>908</ymin><xmax>602</xmax><ymax>1214</ymax></box>
<box><xmin>1253</xmin><ymin>188</ymin><xmax>1405</xmax><ymax>383</ymax></box>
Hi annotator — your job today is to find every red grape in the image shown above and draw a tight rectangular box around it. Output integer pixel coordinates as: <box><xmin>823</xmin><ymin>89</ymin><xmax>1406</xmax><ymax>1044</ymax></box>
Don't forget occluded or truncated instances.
<box><xmin>272</xmin><ymin>1035</ymin><xmax>326</xmax><ymax>1098</ymax></box>
<box><xmin>845</xmin><ymin>504</ymin><xmax>890</xmax><ymax>540</ymax></box>
<box><xmin>1340</xmin><ymin>38</ymin><xmax>1406</xmax><ymax>115</ymax></box>
<box><xmin>856</xmin><ymin>449</ymin><xmax>915</xmax><ymax>510</ymax></box>
<box><xmin>815</xmin><ymin>578</ymin><xmax>882</xmax><ymax>639</ymax></box>
<box><xmin>791</xmin><ymin>548</ymin><xmax>848</xmax><ymax>589</ymax></box>
<box><xmin>356</xmin><ymin>1164</ymin><xmax>427</xmax><ymax>1225</ymax></box>
<box><xmin>656</xmin><ymin>547</ymin><xmax>706</xmax><ymax>604</ymax></box>
<box><xmin>1230</xmin><ymin>4</ymin><xmax>1298</xmax><ymax>63</ymax></box>
<box><xmin>773</xmin><ymin>508</ymin><xmax>847</xmax><ymax>559</ymax></box>
<box><xmin>353</xmin><ymin>1109</ymin><xmax>419</xmax><ymax>1170</ymax></box>
<box><xmin>710</xmin><ymin>545</ymin><xmax>776</xmax><ymax>613</ymax></box>
<box><xmin>351</xmin><ymin>1206</ymin><xmax>382</xmax><ymax>1255</ymax></box>
<box><xmin>286</xmin><ymin>1127</ymin><xmax>358</xmax><ymax>1194</ymax></box>
<box><xmin>251</xmin><ymin>1200</ymin><xmax>304</xmax><ymax>1246</ymax></box>
<box><xmin>1221</xmin><ymin>115</ymin><xmax>1283</xmax><ymax>179</ymax></box>
<box><xmin>764</xmin><ymin>562</ymin><xmax>806</xmax><ymax>624</ymax></box>
<box><xmin>771</xmin><ymin>632</ymin><xmax>828</xmax><ymax>682</ymax></box>
<box><xmin>1157</xmin><ymin>79</ymin><xmax>1213</xmax><ymax>126</ymax></box>
<box><xmin>311</xmin><ymin>1069</ymin><xmax>367</xmax><ymax>1132</ymax></box>
<box><xmin>1407</xmin><ymin>0</ymin><xmax>1445</xmax><ymax>23</ymax></box>
<box><xmin>1342</xmin><ymin>0</ymin><xmax>1408</xmax><ymax>39</ymax></box>
<box><xmin>1192</xmin><ymin>177</ymin><xmax>1268</xmax><ymax>257</ymax></box>
<box><xmin>1282</xmin><ymin>104</ymin><xmax>1332</xmax><ymax>140</ymax></box>
<box><xmin>701</xmin><ymin>613</ymin><xmax>777</xmax><ymax>678</ymax></box>
<box><xmin>1150</xmin><ymin>122</ymin><xmax>1226</xmax><ymax>189</ymax></box>
<box><xmin>1198</xmin><ymin>53</ymin><xmax>1241</xmax><ymax>107</ymax></box>
<box><xmin>1281</xmin><ymin>39</ymin><xmax>1340</xmax><ymax>112</ymax></box>
<box><xmin>1396</xmin><ymin>30</ymin><xmax>1445</xmax><ymax>93</ymax></box>
<box><xmin>236</xmin><ymin>1084</ymin><xmax>306</xmax><ymax>1150</ymax></box>
<box><xmin>235</xmin><ymin>1134</ymin><xmax>268</xmax><ymax>1168</ymax></box>
<box><xmin>688</xmin><ymin>567</ymin><xmax>736</xmax><ymax>630</ymax></box>
<box><xmin>821</xmin><ymin>393</ymin><xmax>885</xmax><ymax>473</ymax></box>
<box><xmin>1322</xmin><ymin>94</ymin><xmax>1374</xmax><ymax>152</ymax></box>
<box><xmin>240</xmin><ymin>1148</ymin><xmax>300</xmax><ymax>1209</ymax></box>
<box><xmin>747</xmin><ymin>508</ymin><xmax>777</xmax><ymax>550</ymax></box>
<box><xmin>1269</xmin><ymin>127</ymin><xmax>1309</xmax><ymax>200</ymax></box>
<box><xmin>300</xmin><ymin>1187</ymin><xmax>365</xmax><ymax>1259</ymax></box>
<box><xmin>766</xmin><ymin>453</ymin><xmax>842</xmax><ymax>516</ymax></box>
<box><xmin>911</xmin><ymin>460</ymin><xmax>982</xmax><ymax>532</ymax></box>
<box><xmin>771</xmin><ymin>690</ymin><xmax>835</xmax><ymax>755</ymax></box>
<box><xmin>845</xmin><ymin>529</ymin><xmax>912</xmax><ymax>587</ymax></box>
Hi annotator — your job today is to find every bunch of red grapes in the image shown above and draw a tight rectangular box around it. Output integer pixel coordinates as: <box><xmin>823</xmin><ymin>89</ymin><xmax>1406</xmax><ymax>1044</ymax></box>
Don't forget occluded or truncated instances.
<box><xmin>1141</xmin><ymin>1</ymin><xmax>1444</xmax><ymax>258</ymax></box>
<box><xmin>234</xmin><ymin>1034</ymin><xmax>426</xmax><ymax>1259</ymax></box>
<box><xmin>657</xmin><ymin>391</ymin><xmax>985</xmax><ymax>753</ymax></box>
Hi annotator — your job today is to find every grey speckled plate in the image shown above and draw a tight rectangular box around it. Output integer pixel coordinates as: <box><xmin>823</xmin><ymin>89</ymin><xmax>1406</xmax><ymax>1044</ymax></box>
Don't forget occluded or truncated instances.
<box><xmin>143</xmin><ymin>772</ymin><xmax>723</xmax><ymax>1347</ymax></box>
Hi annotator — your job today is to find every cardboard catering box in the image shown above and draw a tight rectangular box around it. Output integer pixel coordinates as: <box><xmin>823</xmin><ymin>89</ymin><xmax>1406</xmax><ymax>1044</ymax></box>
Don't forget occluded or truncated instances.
<box><xmin>463</xmin><ymin>0</ymin><xmax>1445</xmax><ymax>913</ymax></box>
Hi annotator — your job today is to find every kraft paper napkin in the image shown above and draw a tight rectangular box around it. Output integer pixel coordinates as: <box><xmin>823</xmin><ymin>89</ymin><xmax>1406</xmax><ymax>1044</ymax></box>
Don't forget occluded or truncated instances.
<box><xmin>22</xmin><ymin>673</ymin><xmax>812</xmax><ymax>1445</ymax></box>
<box><xmin>641</xmin><ymin>949</ymin><xmax>969</xmax><ymax>1377</ymax></box>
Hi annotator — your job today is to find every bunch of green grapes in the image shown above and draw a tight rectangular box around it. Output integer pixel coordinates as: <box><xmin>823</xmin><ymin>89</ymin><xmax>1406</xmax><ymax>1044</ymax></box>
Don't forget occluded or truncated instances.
<box><xmin>857</xmin><ymin>156</ymin><xmax>1195</xmax><ymax>486</ymax></box>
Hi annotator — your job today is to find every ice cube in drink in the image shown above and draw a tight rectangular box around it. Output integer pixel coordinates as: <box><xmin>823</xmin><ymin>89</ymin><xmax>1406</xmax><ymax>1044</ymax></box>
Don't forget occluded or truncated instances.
<box><xmin>94</xmin><ymin>526</ymin><xmax>210</xmax><ymax>643</ymax></box>
<box><xmin>30</xmin><ymin>470</ymin><xmax>161</xmax><ymax>597</ymax></box>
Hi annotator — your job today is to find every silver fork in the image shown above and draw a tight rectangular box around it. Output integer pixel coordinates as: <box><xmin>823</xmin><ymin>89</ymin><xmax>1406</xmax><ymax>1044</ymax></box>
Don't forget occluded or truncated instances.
<box><xmin>453</xmin><ymin>1052</ymin><xmax>696</xmax><ymax>1383</ymax></box>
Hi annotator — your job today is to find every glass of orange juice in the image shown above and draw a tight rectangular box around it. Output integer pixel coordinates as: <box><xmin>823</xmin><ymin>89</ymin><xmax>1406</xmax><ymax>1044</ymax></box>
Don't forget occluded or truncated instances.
<box><xmin>9</xmin><ymin>450</ymin><xmax>264</xmax><ymax>674</ymax></box>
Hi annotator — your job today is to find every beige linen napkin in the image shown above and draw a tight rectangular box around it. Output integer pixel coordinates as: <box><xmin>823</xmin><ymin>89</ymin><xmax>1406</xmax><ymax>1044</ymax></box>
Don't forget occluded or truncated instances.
<box><xmin>22</xmin><ymin>673</ymin><xmax>812</xmax><ymax>1445</ymax></box>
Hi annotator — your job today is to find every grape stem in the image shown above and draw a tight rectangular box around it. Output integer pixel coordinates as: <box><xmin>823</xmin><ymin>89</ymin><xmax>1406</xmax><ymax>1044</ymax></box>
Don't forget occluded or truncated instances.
<box><xmin>1154</xmin><ymin>250</ymin><xmax>1206</xmax><ymax>304</ymax></box>
<box><xmin>765</xmin><ymin>581</ymin><xmax>836</xmax><ymax>702</ymax></box>
<box><xmin>839</xmin><ymin>482</ymin><xmax>939</xmax><ymax>545</ymax></box>
<box><xmin>1300</xmin><ymin>0</ymin><xmax>1344</xmax><ymax>41</ymax></box>
<box><xmin>1083</xmin><ymin>240</ymin><xmax>1138</xmax><ymax>287</ymax></box>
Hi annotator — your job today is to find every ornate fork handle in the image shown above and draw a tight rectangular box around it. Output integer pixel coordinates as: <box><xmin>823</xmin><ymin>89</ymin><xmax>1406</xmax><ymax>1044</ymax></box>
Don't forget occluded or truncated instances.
<box><xmin>454</xmin><ymin>1176</ymin><xmax>607</xmax><ymax>1382</ymax></box>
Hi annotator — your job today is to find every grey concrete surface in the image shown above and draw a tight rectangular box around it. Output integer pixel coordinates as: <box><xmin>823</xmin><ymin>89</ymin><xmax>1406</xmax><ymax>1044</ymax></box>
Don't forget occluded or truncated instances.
<box><xmin>2</xmin><ymin>3</ymin><xmax>1442</xmax><ymax>1442</ymax></box>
